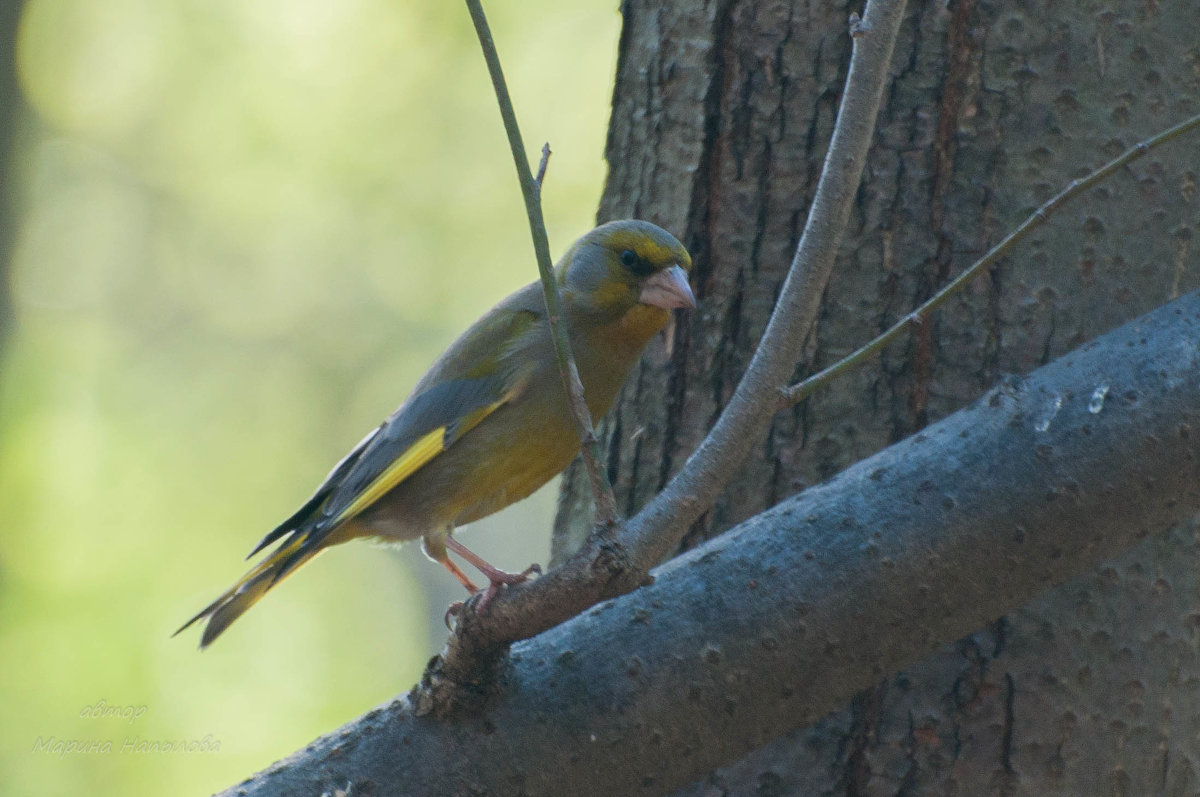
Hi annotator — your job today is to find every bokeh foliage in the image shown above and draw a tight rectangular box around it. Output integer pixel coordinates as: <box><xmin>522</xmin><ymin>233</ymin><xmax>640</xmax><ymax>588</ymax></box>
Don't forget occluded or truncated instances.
<box><xmin>0</xmin><ymin>0</ymin><xmax>618</xmax><ymax>793</ymax></box>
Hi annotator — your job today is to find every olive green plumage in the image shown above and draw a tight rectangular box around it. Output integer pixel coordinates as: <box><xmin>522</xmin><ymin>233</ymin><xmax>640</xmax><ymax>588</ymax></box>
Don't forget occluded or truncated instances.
<box><xmin>177</xmin><ymin>219</ymin><xmax>694</xmax><ymax>647</ymax></box>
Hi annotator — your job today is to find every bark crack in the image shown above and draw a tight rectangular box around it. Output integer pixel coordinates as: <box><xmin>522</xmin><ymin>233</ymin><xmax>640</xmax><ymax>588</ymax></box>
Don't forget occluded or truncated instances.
<box><xmin>841</xmin><ymin>682</ymin><xmax>887</xmax><ymax>796</ymax></box>
<box><xmin>913</xmin><ymin>0</ymin><xmax>979</xmax><ymax>431</ymax></box>
<box><xmin>894</xmin><ymin>710</ymin><xmax>921</xmax><ymax>797</ymax></box>
<box><xmin>660</xmin><ymin>0</ymin><xmax>738</xmax><ymax>515</ymax></box>
<box><xmin>1001</xmin><ymin>671</ymin><xmax>1016</xmax><ymax>775</ymax></box>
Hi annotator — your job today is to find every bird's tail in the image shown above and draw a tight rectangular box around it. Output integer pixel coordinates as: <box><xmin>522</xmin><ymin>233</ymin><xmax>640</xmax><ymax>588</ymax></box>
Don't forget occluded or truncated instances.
<box><xmin>174</xmin><ymin>525</ymin><xmax>342</xmax><ymax>648</ymax></box>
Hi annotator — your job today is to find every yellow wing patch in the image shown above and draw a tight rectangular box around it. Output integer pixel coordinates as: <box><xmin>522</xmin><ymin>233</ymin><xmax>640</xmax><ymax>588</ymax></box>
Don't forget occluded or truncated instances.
<box><xmin>332</xmin><ymin>427</ymin><xmax>445</xmax><ymax>525</ymax></box>
<box><xmin>330</xmin><ymin>396</ymin><xmax>511</xmax><ymax>526</ymax></box>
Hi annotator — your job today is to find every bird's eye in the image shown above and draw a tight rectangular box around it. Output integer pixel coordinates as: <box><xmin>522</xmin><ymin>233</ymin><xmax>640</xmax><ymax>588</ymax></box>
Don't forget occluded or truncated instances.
<box><xmin>619</xmin><ymin>248</ymin><xmax>653</xmax><ymax>276</ymax></box>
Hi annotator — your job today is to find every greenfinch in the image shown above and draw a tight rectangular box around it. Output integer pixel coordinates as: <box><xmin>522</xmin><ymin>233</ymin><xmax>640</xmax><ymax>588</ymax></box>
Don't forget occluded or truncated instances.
<box><xmin>177</xmin><ymin>220</ymin><xmax>694</xmax><ymax>647</ymax></box>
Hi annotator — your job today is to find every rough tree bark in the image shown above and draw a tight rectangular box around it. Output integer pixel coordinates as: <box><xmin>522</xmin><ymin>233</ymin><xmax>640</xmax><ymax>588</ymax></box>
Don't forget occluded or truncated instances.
<box><xmin>554</xmin><ymin>0</ymin><xmax>1200</xmax><ymax>793</ymax></box>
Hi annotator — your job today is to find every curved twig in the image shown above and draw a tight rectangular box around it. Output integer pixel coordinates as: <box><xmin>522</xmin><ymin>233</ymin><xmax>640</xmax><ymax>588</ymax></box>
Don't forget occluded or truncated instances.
<box><xmin>779</xmin><ymin>110</ymin><xmax>1200</xmax><ymax>410</ymax></box>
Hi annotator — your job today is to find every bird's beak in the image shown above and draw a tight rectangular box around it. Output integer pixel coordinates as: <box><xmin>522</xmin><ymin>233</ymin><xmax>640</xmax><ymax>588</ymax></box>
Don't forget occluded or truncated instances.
<box><xmin>639</xmin><ymin>264</ymin><xmax>696</xmax><ymax>310</ymax></box>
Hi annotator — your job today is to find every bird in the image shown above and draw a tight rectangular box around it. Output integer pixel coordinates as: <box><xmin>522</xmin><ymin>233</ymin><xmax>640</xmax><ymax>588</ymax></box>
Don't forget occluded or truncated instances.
<box><xmin>176</xmin><ymin>219</ymin><xmax>695</xmax><ymax>648</ymax></box>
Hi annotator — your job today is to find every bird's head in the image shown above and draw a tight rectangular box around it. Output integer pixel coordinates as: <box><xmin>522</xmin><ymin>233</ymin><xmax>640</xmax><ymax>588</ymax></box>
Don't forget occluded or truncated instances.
<box><xmin>558</xmin><ymin>220</ymin><xmax>695</xmax><ymax>327</ymax></box>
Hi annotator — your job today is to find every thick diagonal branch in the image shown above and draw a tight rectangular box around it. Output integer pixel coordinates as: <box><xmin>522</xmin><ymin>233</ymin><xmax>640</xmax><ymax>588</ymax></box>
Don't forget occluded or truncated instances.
<box><xmin>219</xmin><ymin>290</ymin><xmax>1200</xmax><ymax>797</ymax></box>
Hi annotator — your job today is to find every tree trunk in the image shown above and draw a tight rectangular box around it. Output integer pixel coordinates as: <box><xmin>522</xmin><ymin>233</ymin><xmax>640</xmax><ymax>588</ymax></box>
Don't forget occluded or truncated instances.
<box><xmin>555</xmin><ymin>1</ymin><xmax>1200</xmax><ymax>793</ymax></box>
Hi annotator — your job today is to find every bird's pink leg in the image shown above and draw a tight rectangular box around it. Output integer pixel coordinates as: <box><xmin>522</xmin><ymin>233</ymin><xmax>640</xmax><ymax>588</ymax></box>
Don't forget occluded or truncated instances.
<box><xmin>432</xmin><ymin>552</ymin><xmax>480</xmax><ymax>594</ymax></box>
<box><xmin>444</xmin><ymin>536</ymin><xmax>541</xmax><ymax>613</ymax></box>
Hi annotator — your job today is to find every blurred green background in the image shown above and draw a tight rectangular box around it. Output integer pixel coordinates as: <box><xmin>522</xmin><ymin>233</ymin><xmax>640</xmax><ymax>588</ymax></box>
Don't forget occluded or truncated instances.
<box><xmin>0</xmin><ymin>0</ymin><xmax>619</xmax><ymax>793</ymax></box>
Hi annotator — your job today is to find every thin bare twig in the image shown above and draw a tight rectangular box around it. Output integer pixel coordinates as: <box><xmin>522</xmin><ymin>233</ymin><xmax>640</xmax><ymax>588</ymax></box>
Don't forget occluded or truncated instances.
<box><xmin>779</xmin><ymin>110</ymin><xmax>1200</xmax><ymax>409</ymax></box>
<box><xmin>534</xmin><ymin>142</ymin><xmax>551</xmax><ymax>190</ymax></box>
<box><xmin>464</xmin><ymin>0</ymin><xmax>619</xmax><ymax>528</ymax></box>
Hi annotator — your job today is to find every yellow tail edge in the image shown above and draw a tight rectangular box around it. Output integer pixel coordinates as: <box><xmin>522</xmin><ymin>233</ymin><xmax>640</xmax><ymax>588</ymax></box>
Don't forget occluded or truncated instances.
<box><xmin>174</xmin><ymin>529</ymin><xmax>326</xmax><ymax>649</ymax></box>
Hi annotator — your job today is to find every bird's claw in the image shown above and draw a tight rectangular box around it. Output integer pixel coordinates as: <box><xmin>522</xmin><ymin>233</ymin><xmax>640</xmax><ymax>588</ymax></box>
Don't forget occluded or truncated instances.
<box><xmin>444</xmin><ymin>601</ymin><xmax>465</xmax><ymax>630</ymax></box>
<box><xmin>471</xmin><ymin>562</ymin><xmax>542</xmax><ymax>615</ymax></box>
<box><xmin>444</xmin><ymin>562</ymin><xmax>541</xmax><ymax>624</ymax></box>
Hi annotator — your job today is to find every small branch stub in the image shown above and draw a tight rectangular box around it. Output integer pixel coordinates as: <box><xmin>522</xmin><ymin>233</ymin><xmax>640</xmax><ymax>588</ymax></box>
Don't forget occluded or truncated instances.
<box><xmin>849</xmin><ymin>12</ymin><xmax>867</xmax><ymax>38</ymax></box>
<box><xmin>535</xmin><ymin>142</ymin><xmax>551</xmax><ymax>189</ymax></box>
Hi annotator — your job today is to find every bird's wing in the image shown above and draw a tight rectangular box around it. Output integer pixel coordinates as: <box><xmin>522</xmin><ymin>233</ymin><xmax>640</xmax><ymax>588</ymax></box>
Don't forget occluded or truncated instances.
<box><xmin>248</xmin><ymin>306</ymin><xmax>543</xmax><ymax>564</ymax></box>
<box><xmin>319</xmin><ymin>373</ymin><xmax>518</xmax><ymax>527</ymax></box>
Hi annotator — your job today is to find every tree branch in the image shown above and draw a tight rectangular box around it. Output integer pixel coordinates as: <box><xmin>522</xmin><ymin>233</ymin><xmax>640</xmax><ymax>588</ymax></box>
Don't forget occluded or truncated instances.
<box><xmin>220</xmin><ymin>290</ymin><xmax>1200</xmax><ymax>797</ymax></box>
<box><xmin>424</xmin><ymin>0</ymin><xmax>910</xmax><ymax>703</ymax></box>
